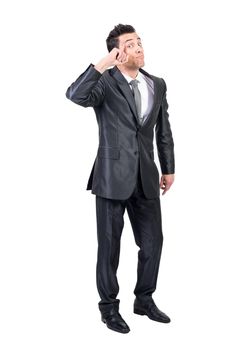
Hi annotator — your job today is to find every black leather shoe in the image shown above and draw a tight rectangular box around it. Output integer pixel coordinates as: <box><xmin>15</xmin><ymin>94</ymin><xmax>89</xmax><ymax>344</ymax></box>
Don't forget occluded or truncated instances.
<box><xmin>134</xmin><ymin>299</ymin><xmax>171</xmax><ymax>323</ymax></box>
<box><xmin>101</xmin><ymin>309</ymin><xmax>130</xmax><ymax>334</ymax></box>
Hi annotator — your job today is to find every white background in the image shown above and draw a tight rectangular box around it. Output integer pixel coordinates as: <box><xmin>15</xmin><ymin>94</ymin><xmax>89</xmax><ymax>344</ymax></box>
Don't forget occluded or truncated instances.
<box><xmin>1</xmin><ymin>0</ymin><xmax>234</xmax><ymax>348</ymax></box>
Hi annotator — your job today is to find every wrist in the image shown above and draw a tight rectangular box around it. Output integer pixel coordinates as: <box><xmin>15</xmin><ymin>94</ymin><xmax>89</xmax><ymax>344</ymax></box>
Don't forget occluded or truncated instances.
<box><xmin>94</xmin><ymin>59</ymin><xmax>110</xmax><ymax>74</ymax></box>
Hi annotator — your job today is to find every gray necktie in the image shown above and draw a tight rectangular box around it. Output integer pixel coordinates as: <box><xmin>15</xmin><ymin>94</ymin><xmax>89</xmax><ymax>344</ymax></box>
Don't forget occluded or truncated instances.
<box><xmin>129</xmin><ymin>79</ymin><xmax>143</xmax><ymax>124</ymax></box>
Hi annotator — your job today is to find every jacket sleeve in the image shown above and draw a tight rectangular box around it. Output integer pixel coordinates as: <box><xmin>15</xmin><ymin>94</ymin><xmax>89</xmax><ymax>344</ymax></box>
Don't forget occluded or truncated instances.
<box><xmin>65</xmin><ymin>64</ymin><xmax>105</xmax><ymax>107</ymax></box>
<box><xmin>155</xmin><ymin>79</ymin><xmax>175</xmax><ymax>174</ymax></box>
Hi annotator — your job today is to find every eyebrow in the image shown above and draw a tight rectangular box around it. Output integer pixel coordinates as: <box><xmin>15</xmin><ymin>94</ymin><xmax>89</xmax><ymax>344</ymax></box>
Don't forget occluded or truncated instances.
<box><xmin>124</xmin><ymin>37</ymin><xmax>141</xmax><ymax>43</ymax></box>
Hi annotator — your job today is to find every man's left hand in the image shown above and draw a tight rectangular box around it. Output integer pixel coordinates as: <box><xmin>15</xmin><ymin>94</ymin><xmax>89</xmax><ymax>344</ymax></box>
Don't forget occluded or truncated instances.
<box><xmin>160</xmin><ymin>174</ymin><xmax>175</xmax><ymax>195</ymax></box>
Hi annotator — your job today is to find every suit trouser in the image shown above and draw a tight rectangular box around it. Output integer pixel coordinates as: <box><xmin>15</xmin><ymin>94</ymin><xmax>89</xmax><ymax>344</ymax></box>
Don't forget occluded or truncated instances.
<box><xmin>95</xmin><ymin>167</ymin><xmax>163</xmax><ymax>313</ymax></box>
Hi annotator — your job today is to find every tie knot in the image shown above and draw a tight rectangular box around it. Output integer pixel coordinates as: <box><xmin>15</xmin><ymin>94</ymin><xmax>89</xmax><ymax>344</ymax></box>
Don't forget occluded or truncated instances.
<box><xmin>129</xmin><ymin>79</ymin><xmax>139</xmax><ymax>88</ymax></box>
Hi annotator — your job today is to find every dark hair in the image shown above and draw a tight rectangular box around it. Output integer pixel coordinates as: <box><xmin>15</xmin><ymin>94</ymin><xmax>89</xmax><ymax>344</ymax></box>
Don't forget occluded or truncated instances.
<box><xmin>106</xmin><ymin>24</ymin><xmax>135</xmax><ymax>52</ymax></box>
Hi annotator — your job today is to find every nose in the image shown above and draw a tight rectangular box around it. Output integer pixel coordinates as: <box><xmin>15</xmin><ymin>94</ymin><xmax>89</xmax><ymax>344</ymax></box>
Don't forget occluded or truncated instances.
<box><xmin>136</xmin><ymin>46</ymin><xmax>143</xmax><ymax>54</ymax></box>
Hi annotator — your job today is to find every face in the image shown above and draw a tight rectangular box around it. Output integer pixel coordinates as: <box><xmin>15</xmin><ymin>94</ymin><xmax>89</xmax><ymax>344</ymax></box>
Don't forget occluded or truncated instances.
<box><xmin>118</xmin><ymin>32</ymin><xmax>145</xmax><ymax>69</ymax></box>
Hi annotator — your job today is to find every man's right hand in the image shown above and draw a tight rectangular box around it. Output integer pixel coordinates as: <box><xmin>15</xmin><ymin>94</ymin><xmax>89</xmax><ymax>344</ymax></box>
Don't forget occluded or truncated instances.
<box><xmin>94</xmin><ymin>48</ymin><xmax>128</xmax><ymax>74</ymax></box>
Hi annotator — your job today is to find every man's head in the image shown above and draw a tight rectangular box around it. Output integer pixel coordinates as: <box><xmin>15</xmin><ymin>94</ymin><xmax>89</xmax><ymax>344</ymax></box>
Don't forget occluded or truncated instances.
<box><xmin>106</xmin><ymin>24</ymin><xmax>145</xmax><ymax>70</ymax></box>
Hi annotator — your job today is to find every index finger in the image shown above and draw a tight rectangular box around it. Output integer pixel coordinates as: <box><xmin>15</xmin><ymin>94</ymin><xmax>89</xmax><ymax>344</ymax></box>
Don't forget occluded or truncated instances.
<box><xmin>116</xmin><ymin>47</ymin><xmax>126</xmax><ymax>57</ymax></box>
<box><xmin>118</xmin><ymin>41</ymin><xmax>128</xmax><ymax>53</ymax></box>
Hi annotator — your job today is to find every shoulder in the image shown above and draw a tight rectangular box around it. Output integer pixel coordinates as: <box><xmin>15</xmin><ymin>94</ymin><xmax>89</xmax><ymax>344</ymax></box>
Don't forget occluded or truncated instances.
<box><xmin>140</xmin><ymin>68</ymin><xmax>166</xmax><ymax>93</ymax></box>
<box><xmin>99</xmin><ymin>67</ymin><xmax>117</xmax><ymax>84</ymax></box>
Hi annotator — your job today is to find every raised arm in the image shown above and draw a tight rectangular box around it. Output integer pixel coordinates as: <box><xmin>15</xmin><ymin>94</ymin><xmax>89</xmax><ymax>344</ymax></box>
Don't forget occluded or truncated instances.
<box><xmin>66</xmin><ymin>48</ymin><xmax>128</xmax><ymax>107</ymax></box>
<box><xmin>65</xmin><ymin>64</ymin><xmax>105</xmax><ymax>107</ymax></box>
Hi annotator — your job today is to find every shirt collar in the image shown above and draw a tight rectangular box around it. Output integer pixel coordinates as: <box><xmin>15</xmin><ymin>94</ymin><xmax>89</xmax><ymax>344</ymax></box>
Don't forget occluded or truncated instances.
<box><xmin>121</xmin><ymin>71</ymin><xmax>144</xmax><ymax>84</ymax></box>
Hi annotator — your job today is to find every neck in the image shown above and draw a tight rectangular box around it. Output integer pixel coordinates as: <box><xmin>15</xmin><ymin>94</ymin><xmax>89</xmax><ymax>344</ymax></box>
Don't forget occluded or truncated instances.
<box><xmin>117</xmin><ymin>65</ymin><xmax>139</xmax><ymax>79</ymax></box>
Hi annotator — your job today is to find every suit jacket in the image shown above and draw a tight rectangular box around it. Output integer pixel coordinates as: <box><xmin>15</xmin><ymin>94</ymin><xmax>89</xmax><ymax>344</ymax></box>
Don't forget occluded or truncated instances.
<box><xmin>66</xmin><ymin>64</ymin><xmax>175</xmax><ymax>200</ymax></box>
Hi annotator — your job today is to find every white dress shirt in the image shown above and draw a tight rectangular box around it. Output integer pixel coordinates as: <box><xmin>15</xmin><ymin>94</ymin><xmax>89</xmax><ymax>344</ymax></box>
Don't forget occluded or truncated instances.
<box><xmin>121</xmin><ymin>71</ymin><xmax>154</xmax><ymax>124</ymax></box>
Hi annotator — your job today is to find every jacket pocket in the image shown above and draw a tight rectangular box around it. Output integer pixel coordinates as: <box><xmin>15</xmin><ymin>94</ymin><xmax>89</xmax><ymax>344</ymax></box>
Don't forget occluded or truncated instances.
<box><xmin>98</xmin><ymin>146</ymin><xmax>120</xmax><ymax>159</ymax></box>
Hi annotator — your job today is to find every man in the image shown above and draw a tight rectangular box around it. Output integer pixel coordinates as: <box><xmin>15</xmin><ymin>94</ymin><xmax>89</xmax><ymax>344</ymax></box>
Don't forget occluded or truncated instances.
<box><xmin>66</xmin><ymin>24</ymin><xmax>175</xmax><ymax>334</ymax></box>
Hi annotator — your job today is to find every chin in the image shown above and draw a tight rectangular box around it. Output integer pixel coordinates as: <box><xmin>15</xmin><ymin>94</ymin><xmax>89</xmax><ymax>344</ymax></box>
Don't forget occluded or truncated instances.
<box><xmin>137</xmin><ymin>57</ymin><xmax>145</xmax><ymax>68</ymax></box>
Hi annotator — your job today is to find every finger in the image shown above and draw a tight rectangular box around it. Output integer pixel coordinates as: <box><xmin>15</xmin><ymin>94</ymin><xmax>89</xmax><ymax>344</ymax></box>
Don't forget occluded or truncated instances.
<box><xmin>116</xmin><ymin>54</ymin><xmax>128</xmax><ymax>65</ymax></box>
<box><xmin>121</xmin><ymin>55</ymin><xmax>128</xmax><ymax>64</ymax></box>
<box><xmin>117</xmin><ymin>52</ymin><xmax>126</xmax><ymax>62</ymax></box>
<box><xmin>113</xmin><ymin>49</ymin><xmax>121</xmax><ymax>61</ymax></box>
<box><xmin>162</xmin><ymin>186</ymin><xmax>168</xmax><ymax>195</ymax></box>
<box><xmin>117</xmin><ymin>58</ymin><xmax>128</xmax><ymax>65</ymax></box>
<box><xmin>160</xmin><ymin>178</ymin><xmax>165</xmax><ymax>189</ymax></box>
<box><xmin>116</xmin><ymin>49</ymin><xmax>125</xmax><ymax>59</ymax></box>
<box><xmin>163</xmin><ymin>183</ymin><xmax>171</xmax><ymax>195</ymax></box>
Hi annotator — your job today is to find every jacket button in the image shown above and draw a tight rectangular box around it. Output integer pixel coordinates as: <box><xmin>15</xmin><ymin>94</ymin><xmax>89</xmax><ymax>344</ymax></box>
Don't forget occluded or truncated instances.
<box><xmin>134</xmin><ymin>151</ymin><xmax>138</xmax><ymax>155</ymax></box>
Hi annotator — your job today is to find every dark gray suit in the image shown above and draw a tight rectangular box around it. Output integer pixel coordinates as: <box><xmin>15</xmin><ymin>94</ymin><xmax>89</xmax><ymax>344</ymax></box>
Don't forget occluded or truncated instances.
<box><xmin>66</xmin><ymin>64</ymin><xmax>174</xmax><ymax>200</ymax></box>
<box><xmin>66</xmin><ymin>64</ymin><xmax>175</xmax><ymax>313</ymax></box>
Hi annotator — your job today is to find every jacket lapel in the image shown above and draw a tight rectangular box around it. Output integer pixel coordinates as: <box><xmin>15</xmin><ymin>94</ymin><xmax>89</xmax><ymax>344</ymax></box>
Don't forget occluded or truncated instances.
<box><xmin>138</xmin><ymin>68</ymin><xmax>160</xmax><ymax>128</ymax></box>
<box><xmin>111</xmin><ymin>67</ymin><xmax>139</xmax><ymax>124</ymax></box>
<box><xmin>139</xmin><ymin>67</ymin><xmax>159</xmax><ymax>110</ymax></box>
<box><xmin>111</xmin><ymin>66</ymin><xmax>159</xmax><ymax>128</ymax></box>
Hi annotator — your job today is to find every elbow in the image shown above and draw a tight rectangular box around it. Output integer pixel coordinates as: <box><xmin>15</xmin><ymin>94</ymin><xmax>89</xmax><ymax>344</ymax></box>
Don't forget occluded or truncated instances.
<box><xmin>65</xmin><ymin>87</ymin><xmax>74</xmax><ymax>101</ymax></box>
<box><xmin>65</xmin><ymin>87</ymin><xmax>82</xmax><ymax>104</ymax></box>
<box><xmin>65</xmin><ymin>88</ymin><xmax>91</xmax><ymax>107</ymax></box>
